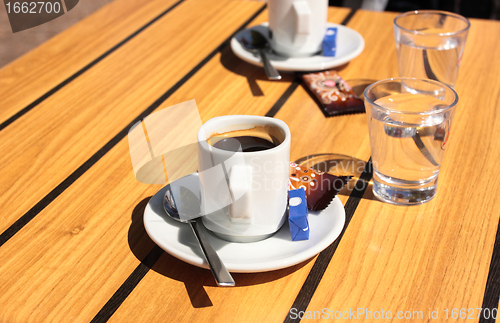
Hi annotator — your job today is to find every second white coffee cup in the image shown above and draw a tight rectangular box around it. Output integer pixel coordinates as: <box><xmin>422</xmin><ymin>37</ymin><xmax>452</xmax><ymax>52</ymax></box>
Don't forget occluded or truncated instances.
<box><xmin>268</xmin><ymin>0</ymin><xmax>328</xmax><ymax>57</ymax></box>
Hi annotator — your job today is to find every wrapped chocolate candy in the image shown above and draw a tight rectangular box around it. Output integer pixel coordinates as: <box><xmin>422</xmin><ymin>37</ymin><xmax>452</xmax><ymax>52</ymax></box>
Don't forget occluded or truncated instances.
<box><xmin>302</xmin><ymin>70</ymin><xmax>365</xmax><ymax>117</ymax></box>
<box><xmin>289</xmin><ymin>162</ymin><xmax>350</xmax><ymax>211</ymax></box>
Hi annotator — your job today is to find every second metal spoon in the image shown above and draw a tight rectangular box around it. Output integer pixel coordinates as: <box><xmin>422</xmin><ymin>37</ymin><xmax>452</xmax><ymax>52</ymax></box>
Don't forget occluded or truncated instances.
<box><xmin>242</xmin><ymin>30</ymin><xmax>281</xmax><ymax>80</ymax></box>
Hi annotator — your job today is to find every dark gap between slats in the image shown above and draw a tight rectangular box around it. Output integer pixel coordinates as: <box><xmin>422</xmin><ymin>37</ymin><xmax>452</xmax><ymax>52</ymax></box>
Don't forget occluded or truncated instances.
<box><xmin>28</xmin><ymin>5</ymin><xmax>276</xmax><ymax>322</ymax></box>
<box><xmin>92</xmin><ymin>70</ymin><xmax>299</xmax><ymax>322</ymax></box>
<box><xmin>265</xmin><ymin>80</ymin><xmax>300</xmax><ymax>117</ymax></box>
<box><xmin>283</xmin><ymin>159</ymin><xmax>372</xmax><ymax>323</ymax></box>
<box><xmin>0</xmin><ymin>4</ymin><xmax>267</xmax><ymax>247</ymax></box>
<box><xmin>479</xmin><ymin>221</ymin><xmax>500</xmax><ymax>323</ymax></box>
<box><xmin>90</xmin><ymin>246</ymin><xmax>164</xmax><ymax>323</ymax></box>
<box><xmin>281</xmin><ymin>10</ymin><xmax>370</xmax><ymax>323</ymax></box>
<box><xmin>0</xmin><ymin>0</ymin><xmax>185</xmax><ymax>132</ymax></box>
<box><xmin>340</xmin><ymin>8</ymin><xmax>357</xmax><ymax>26</ymax></box>
<box><xmin>93</xmin><ymin>6</ymin><xmax>359</xmax><ymax>322</ymax></box>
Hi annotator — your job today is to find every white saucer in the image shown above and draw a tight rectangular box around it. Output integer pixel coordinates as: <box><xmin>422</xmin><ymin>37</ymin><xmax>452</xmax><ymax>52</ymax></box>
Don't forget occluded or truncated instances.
<box><xmin>230</xmin><ymin>22</ymin><xmax>364</xmax><ymax>72</ymax></box>
<box><xmin>143</xmin><ymin>181</ymin><xmax>346</xmax><ymax>273</ymax></box>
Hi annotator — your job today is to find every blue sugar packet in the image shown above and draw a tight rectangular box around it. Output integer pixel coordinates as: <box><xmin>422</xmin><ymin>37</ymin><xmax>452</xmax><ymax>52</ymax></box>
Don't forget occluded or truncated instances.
<box><xmin>323</xmin><ymin>27</ymin><xmax>338</xmax><ymax>57</ymax></box>
<box><xmin>288</xmin><ymin>188</ymin><xmax>309</xmax><ymax>241</ymax></box>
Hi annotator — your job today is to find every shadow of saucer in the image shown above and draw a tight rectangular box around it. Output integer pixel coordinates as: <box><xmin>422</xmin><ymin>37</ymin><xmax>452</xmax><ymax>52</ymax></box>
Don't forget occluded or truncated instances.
<box><xmin>219</xmin><ymin>43</ymin><xmax>296</xmax><ymax>97</ymax></box>
<box><xmin>152</xmin><ymin>251</ymin><xmax>313</xmax><ymax>288</ymax></box>
<box><xmin>128</xmin><ymin>195</ymin><xmax>217</xmax><ymax>307</ymax></box>
<box><xmin>148</xmin><ymin>251</ymin><xmax>314</xmax><ymax>308</ymax></box>
<box><xmin>128</xmin><ymin>196</ymin><xmax>159</xmax><ymax>262</ymax></box>
<box><xmin>128</xmin><ymin>191</ymin><xmax>313</xmax><ymax>308</ymax></box>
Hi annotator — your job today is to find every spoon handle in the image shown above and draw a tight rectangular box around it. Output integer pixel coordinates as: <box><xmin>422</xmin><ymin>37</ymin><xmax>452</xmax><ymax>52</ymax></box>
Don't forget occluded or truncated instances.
<box><xmin>259</xmin><ymin>49</ymin><xmax>281</xmax><ymax>80</ymax></box>
<box><xmin>190</xmin><ymin>219</ymin><xmax>235</xmax><ymax>287</ymax></box>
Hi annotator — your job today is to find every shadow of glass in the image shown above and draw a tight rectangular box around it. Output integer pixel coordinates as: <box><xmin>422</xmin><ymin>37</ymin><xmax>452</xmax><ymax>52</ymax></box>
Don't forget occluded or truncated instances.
<box><xmin>295</xmin><ymin>153</ymin><xmax>378</xmax><ymax>201</ymax></box>
<box><xmin>345</xmin><ymin>78</ymin><xmax>377</xmax><ymax>99</ymax></box>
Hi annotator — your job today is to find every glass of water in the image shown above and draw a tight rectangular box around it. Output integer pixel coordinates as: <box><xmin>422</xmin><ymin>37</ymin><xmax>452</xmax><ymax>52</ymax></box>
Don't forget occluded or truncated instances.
<box><xmin>364</xmin><ymin>78</ymin><xmax>458</xmax><ymax>205</ymax></box>
<box><xmin>394</xmin><ymin>10</ymin><xmax>470</xmax><ymax>88</ymax></box>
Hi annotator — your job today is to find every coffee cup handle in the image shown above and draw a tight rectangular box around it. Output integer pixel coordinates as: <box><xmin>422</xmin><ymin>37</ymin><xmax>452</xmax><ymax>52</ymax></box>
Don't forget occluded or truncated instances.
<box><xmin>292</xmin><ymin>0</ymin><xmax>312</xmax><ymax>46</ymax></box>
<box><xmin>228</xmin><ymin>164</ymin><xmax>253</xmax><ymax>223</ymax></box>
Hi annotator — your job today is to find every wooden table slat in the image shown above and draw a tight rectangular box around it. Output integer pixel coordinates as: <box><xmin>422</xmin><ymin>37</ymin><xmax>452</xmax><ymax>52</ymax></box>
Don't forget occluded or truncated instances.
<box><xmin>1</xmin><ymin>3</ymin><xmax>500</xmax><ymax>323</ymax></box>
<box><xmin>0</xmin><ymin>0</ymin><xmax>183</xmax><ymax>125</ymax></box>
<box><xmin>0</xmin><ymin>0</ymin><xmax>265</xmax><ymax>236</ymax></box>
<box><xmin>296</xmin><ymin>11</ymin><xmax>500</xmax><ymax>321</ymax></box>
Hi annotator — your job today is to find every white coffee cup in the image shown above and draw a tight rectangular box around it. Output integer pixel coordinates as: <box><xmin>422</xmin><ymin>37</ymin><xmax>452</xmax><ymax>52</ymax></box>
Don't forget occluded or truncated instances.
<box><xmin>197</xmin><ymin>116</ymin><xmax>291</xmax><ymax>242</ymax></box>
<box><xmin>268</xmin><ymin>0</ymin><xmax>328</xmax><ymax>57</ymax></box>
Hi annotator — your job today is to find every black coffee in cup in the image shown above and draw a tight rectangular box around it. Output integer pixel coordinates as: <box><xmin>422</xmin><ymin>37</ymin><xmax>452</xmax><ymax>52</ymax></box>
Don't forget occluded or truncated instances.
<box><xmin>207</xmin><ymin>125</ymin><xmax>283</xmax><ymax>152</ymax></box>
<box><xmin>212</xmin><ymin>136</ymin><xmax>277</xmax><ymax>152</ymax></box>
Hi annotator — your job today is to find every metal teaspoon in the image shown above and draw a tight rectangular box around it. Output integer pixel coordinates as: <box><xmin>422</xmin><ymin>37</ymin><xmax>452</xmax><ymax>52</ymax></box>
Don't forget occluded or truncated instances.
<box><xmin>163</xmin><ymin>173</ymin><xmax>235</xmax><ymax>287</ymax></box>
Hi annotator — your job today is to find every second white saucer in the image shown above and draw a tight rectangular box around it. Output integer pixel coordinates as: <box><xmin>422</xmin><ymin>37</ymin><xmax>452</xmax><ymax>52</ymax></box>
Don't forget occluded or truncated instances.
<box><xmin>230</xmin><ymin>22</ymin><xmax>365</xmax><ymax>72</ymax></box>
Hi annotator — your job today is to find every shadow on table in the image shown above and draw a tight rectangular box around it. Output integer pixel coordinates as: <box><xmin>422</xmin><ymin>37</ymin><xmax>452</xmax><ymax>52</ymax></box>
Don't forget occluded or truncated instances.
<box><xmin>128</xmin><ymin>196</ymin><xmax>313</xmax><ymax>308</ymax></box>
<box><xmin>219</xmin><ymin>43</ymin><xmax>367</xmax><ymax>100</ymax></box>
<box><xmin>128</xmin><ymin>197</ymin><xmax>159</xmax><ymax>263</ymax></box>
<box><xmin>219</xmin><ymin>45</ymin><xmax>296</xmax><ymax>97</ymax></box>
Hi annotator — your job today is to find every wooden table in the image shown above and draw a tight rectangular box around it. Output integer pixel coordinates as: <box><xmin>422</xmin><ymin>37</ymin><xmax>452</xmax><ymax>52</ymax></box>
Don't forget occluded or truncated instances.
<box><xmin>1</xmin><ymin>1</ymin><xmax>499</xmax><ymax>322</ymax></box>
